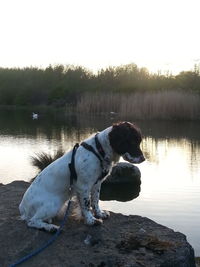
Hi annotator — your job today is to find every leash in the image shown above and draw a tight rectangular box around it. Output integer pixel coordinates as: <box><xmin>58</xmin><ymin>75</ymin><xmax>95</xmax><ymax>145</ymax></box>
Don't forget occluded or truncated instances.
<box><xmin>9</xmin><ymin>199</ymin><xmax>72</xmax><ymax>267</ymax></box>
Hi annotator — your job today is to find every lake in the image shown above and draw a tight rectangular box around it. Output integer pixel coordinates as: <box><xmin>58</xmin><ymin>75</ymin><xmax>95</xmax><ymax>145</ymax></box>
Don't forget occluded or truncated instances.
<box><xmin>0</xmin><ymin>107</ymin><xmax>200</xmax><ymax>256</ymax></box>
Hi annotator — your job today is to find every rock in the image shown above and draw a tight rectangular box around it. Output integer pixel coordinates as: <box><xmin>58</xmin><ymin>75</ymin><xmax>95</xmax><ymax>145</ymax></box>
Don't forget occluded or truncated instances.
<box><xmin>104</xmin><ymin>162</ymin><xmax>141</xmax><ymax>184</ymax></box>
<box><xmin>100</xmin><ymin>181</ymin><xmax>141</xmax><ymax>202</ymax></box>
<box><xmin>0</xmin><ymin>181</ymin><xmax>196</xmax><ymax>267</ymax></box>
<box><xmin>101</xmin><ymin>162</ymin><xmax>141</xmax><ymax>201</ymax></box>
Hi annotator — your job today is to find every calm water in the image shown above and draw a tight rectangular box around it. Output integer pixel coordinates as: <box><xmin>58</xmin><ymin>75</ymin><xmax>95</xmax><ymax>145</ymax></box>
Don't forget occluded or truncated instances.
<box><xmin>0</xmin><ymin>108</ymin><xmax>200</xmax><ymax>256</ymax></box>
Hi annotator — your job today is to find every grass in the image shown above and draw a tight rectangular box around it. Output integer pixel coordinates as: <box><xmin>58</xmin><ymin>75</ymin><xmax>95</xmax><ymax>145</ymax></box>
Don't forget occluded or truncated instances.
<box><xmin>76</xmin><ymin>91</ymin><xmax>200</xmax><ymax>120</ymax></box>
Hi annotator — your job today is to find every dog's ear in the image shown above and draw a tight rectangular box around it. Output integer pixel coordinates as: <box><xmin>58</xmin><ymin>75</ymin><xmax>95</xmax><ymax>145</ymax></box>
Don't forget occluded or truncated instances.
<box><xmin>108</xmin><ymin>122</ymin><xmax>131</xmax><ymax>154</ymax></box>
<box><xmin>109</xmin><ymin>122</ymin><xmax>142</xmax><ymax>155</ymax></box>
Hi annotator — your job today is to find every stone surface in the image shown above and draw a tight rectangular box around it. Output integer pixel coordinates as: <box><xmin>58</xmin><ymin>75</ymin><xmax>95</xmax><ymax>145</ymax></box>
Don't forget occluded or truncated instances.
<box><xmin>0</xmin><ymin>181</ymin><xmax>196</xmax><ymax>267</ymax></box>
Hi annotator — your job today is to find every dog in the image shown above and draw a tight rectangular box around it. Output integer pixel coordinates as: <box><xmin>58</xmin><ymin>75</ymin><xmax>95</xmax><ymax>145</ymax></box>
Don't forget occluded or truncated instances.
<box><xmin>19</xmin><ymin>121</ymin><xmax>145</xmax><ymax>231</ymax></box>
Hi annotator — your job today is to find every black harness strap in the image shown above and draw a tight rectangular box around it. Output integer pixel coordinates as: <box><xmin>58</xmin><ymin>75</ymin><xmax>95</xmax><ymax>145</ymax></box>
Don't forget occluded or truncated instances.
<box><xmin>68</xmin><ymin>143</ymin><xmax>79</xmax><ymax>186</ymax></box>
<box><xmin>68</xmin><ymin>134</ymin><xmax>108</xmax><ymax>185</ymax></box>
<box><xmin>95</xmin><ymin>133</ymin><xmax>105</xmax><ymax>158</ymax></box>
<box><xmin>81</xmin><ymin>134</ymin><xmax>109</xmax><ymax>180</ymax></box>
<box><xmin>81</xmin><ymin>142</ymin><xmax>102</xmax><ymax>163</ymax></box>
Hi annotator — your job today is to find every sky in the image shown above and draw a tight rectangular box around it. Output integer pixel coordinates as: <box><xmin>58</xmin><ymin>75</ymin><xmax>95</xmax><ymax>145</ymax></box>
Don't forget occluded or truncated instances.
<box><xmin>0</xmin><ymin>0</ymin><xmax>200</xmax><ymax>74</ymax></box>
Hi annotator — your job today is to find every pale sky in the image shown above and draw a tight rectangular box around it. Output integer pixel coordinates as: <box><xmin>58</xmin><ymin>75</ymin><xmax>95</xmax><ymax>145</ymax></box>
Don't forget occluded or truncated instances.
<box><xmin>0</xmin><ymin>0</ymin><xmax>200</xmax><ymax>74</ymax></box>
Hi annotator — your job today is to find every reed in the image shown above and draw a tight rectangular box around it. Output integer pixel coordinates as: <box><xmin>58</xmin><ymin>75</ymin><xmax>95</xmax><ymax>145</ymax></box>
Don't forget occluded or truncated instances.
<box><xmin>76</xmin><ymin>92</ymin><xmax>122</xmax><ymax>114</ymax></box>
<box><xmin>76</xmin><ymin>91</ymin><xmax>200</xmax><ymax>120</ymax></box>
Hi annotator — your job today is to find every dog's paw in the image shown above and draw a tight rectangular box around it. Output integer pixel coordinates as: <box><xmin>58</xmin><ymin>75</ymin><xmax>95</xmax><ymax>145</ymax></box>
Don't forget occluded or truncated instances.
<box><xmin>101</xmin><ymin>210</ymin><xmax>110</xmax><ymax>219</ymax></box>
<box><xmin>93</xmin><ymin>218</ymin><xmax>103</xmax><ymax>225</ymax></box>
<box><xmin>47</xmin><ymin>224</ymin><xmax>60</xmax><ymax>232</ymax></box>
<box><xmin>96</xmin><ymin>210</ymin><xmax>110</xmax><ymax>220</ymax></box>
<box><xmin>85</xmin><ymin>217</ymin><xmax>103</xmax><ymax>226</ymax></box>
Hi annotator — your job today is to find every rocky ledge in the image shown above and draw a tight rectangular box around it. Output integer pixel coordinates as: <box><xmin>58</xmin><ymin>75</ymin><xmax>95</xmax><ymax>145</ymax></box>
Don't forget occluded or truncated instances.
<box><xmin>0</xmin><ymin>181</ymin><xmax>196</xmax><ymax>267</ymax></box>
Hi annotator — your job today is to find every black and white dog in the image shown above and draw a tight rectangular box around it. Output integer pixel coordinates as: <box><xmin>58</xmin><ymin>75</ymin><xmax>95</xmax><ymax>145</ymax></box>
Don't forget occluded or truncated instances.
<box><xmin>19</xmin><ymin>122</ymin><xmax>145</xmax><ymax>231</ymax></box>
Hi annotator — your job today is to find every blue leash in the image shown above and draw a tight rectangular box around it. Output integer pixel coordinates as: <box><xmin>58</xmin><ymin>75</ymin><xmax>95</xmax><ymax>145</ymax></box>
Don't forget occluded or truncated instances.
<box><xmin>9</xmin><ymin>200</ymin><xmax>72</xmax><ymax>267</ymax></box>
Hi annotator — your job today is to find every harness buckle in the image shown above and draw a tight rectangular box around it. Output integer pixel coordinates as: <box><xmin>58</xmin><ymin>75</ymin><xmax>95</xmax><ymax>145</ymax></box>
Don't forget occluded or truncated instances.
<box><xmin>69</xmin><ymin>185</ymin><xmax>73</xmax><ymax>199</ymax></box>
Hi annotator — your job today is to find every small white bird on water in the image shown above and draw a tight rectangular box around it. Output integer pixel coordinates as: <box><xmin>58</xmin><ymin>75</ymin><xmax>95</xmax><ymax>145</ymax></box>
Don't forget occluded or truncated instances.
<box><xmin>32</xmin><ymin>112</ymin><xmax>38</xmax><ymax>120</ymax></box>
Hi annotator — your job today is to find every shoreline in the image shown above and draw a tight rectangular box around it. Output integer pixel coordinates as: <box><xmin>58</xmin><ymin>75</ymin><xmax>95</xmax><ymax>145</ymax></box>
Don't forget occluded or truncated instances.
<box><xmin>1</xmin><ymin>101</ymin><xmax>200</xmax><ymax>121</ymax></box>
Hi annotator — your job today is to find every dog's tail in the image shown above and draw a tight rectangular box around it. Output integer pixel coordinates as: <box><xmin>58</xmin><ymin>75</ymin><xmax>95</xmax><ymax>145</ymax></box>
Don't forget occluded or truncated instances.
<box><xmin>30</xmin><ymin>149</ymin><xmax>65</xmax><ymax>172</ymax></box>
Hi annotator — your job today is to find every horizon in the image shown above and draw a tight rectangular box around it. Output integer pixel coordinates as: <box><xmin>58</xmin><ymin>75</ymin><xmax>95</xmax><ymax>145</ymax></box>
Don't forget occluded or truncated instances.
<box><xmin>0</xmin><ymin>61</ymin><xmax>199</xmax><ymax>76</ymax></box>
<box><xmin>0</xmin><ymin>0</ymin><xmax>200</xmax><ymax>75</ymax></box>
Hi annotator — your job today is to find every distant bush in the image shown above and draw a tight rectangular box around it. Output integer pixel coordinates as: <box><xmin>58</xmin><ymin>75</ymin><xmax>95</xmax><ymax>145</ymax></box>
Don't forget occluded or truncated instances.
<box><xmin>0</xmin><ymin>63</ymin><xmax>200</xmax><ymax>109</ymax></box>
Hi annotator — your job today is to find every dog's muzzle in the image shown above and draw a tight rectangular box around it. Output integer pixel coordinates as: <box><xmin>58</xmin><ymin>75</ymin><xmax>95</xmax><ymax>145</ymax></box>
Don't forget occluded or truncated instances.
<box><xmin>122</xmin><ymin>153</ymin><xmax>145</xmax><ymax>164</ymax></box>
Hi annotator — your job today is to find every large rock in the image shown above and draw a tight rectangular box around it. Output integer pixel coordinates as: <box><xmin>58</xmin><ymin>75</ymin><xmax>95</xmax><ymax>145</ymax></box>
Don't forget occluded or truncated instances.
<box><xmin>101</xmin><ymin>162</ymin><xmax>141</xmax><ymax>202</ymax></box>
<box><xmin>104</xmin><ymin>162</ymin><xmax>141</xmax><ymax>184</ymax></box>
<box><xmin>0</xmin><ymin>181</ymin><xmax>196</xmax><ymax>267</ymax></box>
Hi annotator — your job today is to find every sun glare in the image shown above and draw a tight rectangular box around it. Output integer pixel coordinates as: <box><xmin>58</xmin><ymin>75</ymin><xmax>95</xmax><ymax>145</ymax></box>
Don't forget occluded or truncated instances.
<box><xmin>140</xmin><ymin>137</ymin><xmax>200</xmax><ymax>192</ymax></box>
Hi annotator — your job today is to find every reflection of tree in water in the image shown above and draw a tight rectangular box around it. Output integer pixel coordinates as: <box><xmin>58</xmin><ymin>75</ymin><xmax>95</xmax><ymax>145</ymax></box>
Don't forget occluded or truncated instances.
<box><xmin>189</xmin><ymin>141</ymin><xmax>200</xmax><ymax>178</ymax></box>
<box><xmin>142</xmin><ymin>137</ymin><xmax>200</xmax><ymax>174</ymax></box>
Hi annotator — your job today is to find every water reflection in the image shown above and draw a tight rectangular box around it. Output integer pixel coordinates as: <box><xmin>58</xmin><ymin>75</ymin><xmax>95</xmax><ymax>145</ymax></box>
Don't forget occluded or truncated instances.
<box><xmin>142</xmin><ymin>137</ymin><xmax>200</xmax><ymax>183</ymax></box>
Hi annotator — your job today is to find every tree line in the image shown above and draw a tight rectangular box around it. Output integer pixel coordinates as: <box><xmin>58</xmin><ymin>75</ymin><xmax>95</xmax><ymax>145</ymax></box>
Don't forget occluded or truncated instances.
<box><xmin>0</xmin><ymin>63</ymin><xmax>199</xmax><ymax>107</ymax></box>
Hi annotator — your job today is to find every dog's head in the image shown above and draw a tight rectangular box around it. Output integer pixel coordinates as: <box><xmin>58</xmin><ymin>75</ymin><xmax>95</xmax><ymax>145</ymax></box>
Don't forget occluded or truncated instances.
<box><xmin>109</xmin><ymin>121</ymin><xmax>145</xmax><ymax>164</ymax></box>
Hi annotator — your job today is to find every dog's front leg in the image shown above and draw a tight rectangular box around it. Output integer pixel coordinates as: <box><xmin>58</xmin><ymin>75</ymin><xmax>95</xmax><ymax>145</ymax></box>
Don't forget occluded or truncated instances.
<box><xmin>91</xmin><ymin>182</ymin><xmax>110</xmax><ymax>220</ymax></box>
<box><xmin>77</xmin><ymin>189</ymin><xmax>103</xmax><ymax>226</ymax></box>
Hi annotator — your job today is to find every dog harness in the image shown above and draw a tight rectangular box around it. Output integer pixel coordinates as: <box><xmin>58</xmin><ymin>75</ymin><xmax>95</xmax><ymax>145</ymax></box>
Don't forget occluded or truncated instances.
<box><xmin>68</xmin><ymin>143</ymin><xmax>79</xmax><ymax>186</ymax></box>
<box><xmin>68</xmin><ymin>133</ymin><xmax>109</xmax><ymax>185</ymax></box>
<box><xmin>81</xmin><ymin>133</ymin><xmax>109</xmax><ymax>179</ymax></box>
